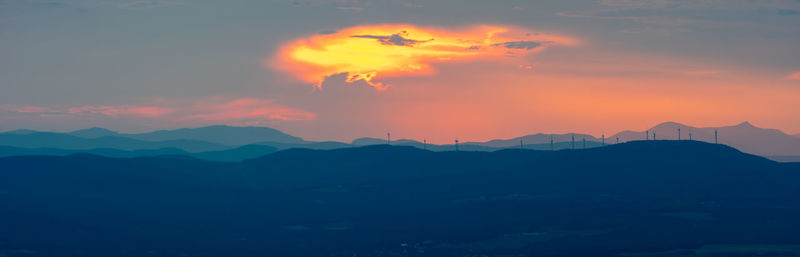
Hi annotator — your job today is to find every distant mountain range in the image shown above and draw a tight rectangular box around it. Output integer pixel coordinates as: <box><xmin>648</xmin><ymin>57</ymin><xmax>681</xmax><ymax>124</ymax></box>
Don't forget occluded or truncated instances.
<box><xmin>0</xmin><ymin>132</ymin><xmax>229</xmax><ymax>152</ymax></box>
<box><xmin>0</xmin><ymin>144</ymin><xmax>278</xmax><ymax>162</ymax></box>
<box><xmin>1</xmin><ymin>122</ymin><xmax>799</xmax><ymax>160</ymax></box>
<box><xmin>68</xmin><ymin>125</ymin><xmax>304</xmax><ymax>145</ymax></box>
<box><xmin>612</xmin><ymin>121</ymin><xmax>800</xmax><ymax>157</ymax></box>
<box><xmin>355</xmin><ymin>121</ymin><xmax>800</xmax><ymax>157</ymax></box>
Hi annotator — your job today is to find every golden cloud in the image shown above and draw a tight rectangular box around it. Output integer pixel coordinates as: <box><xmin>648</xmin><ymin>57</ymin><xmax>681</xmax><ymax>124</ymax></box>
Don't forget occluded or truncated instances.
<box><xmin>271</xmin><ymin>24</ymin><xmax>578</xmax><ymax>90</ymax></box>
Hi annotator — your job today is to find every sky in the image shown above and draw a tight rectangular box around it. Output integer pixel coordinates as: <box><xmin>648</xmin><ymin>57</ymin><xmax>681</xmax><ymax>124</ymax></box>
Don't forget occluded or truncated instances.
<box><xmin>1</xmin><ymin>0</ymin><xmax>799</xmax><ymax>142</ymax></box>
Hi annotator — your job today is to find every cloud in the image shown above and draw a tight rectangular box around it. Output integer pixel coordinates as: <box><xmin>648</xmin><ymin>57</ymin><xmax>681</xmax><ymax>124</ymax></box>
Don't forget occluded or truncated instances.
<box><xmin>66</xmin><ymin>105</ymin><xmax>173</xmax><ymax>118</ymax></box>
<box><xmin>778</xmin><ymin>9</ymin><xmax>799</xmax><ymax>15</ymax></box>
<box><xmin>271</xmin><ymin>24</ymin><xmax>578</xmax><ymax>90</ymax></box>
<box><xmin>351</xmin><ymin>31</ymin><xmax>432</xmax><ymax>46</ymax></box>
<box><xmin>788</xmin><ymin>71</ymin><xmax>800</xmax><ymax>80</ymax></box>
<box><xmin>175</xmin><ymin>98</ymin><xmax>316</xmax><ymax>122</ymax></box>
<box><xmin>493</xmin><ymin>41</ymin><xmax>542</xmax><ymax>50</ymax></box>
<box><xmin>0</xmin><ymin>98</ymin><xmax>315</xmax><ymax>126</ymax></box>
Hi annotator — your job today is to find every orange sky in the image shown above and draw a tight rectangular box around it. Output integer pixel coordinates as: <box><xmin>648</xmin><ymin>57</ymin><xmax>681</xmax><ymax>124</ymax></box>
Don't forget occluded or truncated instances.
<box><xmin>266</xmin><ymin>24</ymin><xmax>800</xmax><ymax>142</ymax></box>
<box><xmin>3</xmin><ymin>1</ymin><xmax>800</xmax><ymax>142</ymax></box>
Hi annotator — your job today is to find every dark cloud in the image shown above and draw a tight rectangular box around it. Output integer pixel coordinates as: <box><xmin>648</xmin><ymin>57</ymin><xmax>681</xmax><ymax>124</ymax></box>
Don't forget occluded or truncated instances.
<box><xmin>351</xmin><ymin>32</ymin><xmax>432</xmax><ymax>46</ymax></box>
<box><xmin>778</xmin><ymin>9</ymin><xmax>799</xmax><ymax>15</ymax></box>
<box><xmin>318</xmin><ymin>30</ymin><xmax>337</xmax><ymax>35</ymax></box>
<box><xmin>493</xmin><ymin>41</ymin><xmax>542</xmax><ymax>50</ymax></box>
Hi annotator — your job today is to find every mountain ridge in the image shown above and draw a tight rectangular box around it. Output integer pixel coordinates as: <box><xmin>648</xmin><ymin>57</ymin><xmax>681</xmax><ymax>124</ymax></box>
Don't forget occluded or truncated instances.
<box><xmin>2</xmin><ymin>121</ymin><xmax>800</xmax><ymax>157</ymax></box>
<box><xmin>1</xmin><ymin>140</ymin><xmax>798</xmax><ymax>256</ymax></box>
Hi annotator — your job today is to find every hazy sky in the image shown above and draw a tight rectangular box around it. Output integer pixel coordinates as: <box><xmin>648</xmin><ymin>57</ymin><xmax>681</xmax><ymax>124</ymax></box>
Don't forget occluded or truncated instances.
<box><xmin>2</xmin><ymin>0</ymin><xmax>799</xmax><ymax>142</ymax></box>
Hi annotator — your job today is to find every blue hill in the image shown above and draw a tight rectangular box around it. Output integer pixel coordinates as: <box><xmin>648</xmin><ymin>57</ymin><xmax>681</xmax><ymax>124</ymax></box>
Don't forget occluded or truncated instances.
<box><xmin>0</xmin><ymin>141</ymin><xmax>798</xmax><ymax>256</ymax></box>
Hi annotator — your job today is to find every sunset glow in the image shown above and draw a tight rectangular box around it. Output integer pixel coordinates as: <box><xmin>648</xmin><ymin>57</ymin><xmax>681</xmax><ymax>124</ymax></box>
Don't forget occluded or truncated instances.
<box><xmin>273</xmin><ymin>24</ymin><xmax>578</xmax><ymax>89</ymax></box>
<box><xmin>3</xmin><ymin>1</ymin><xmax>800</xmax><ymax>141</ymax></box>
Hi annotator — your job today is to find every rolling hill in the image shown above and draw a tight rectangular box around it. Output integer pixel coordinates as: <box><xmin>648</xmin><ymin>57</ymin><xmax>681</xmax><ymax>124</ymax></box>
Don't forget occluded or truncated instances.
<box><xmin>0</xmin><ymin>141</ymin><xmax>798</xmax><ymax>257</ymax></box>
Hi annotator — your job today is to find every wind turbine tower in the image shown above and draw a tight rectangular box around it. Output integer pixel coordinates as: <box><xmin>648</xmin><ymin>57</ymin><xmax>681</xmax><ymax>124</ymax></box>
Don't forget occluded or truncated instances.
<box><xmin>423</xmin><ymin>138</ymin><xmax>427</xmax><ymax>149</ymax></box>
<box><xmin>715</xmin><ymin>129</ymin><xmax>718</xmax><ymax>144</ymax></box>
<box><xmin>572</xmin><ymin>135</ymin><xmax>575</xmax><ymax>149</ymax></box>
<box><xmin>646</xmin><ymin>131</ymin><xmax>650</xmax><ymax>140</ymax></box>
<box><xmin>602</xmin><ymin>134</ymin><xmax>605</xmax><ymax>146</ymax></box>
<box><xmin>678</xmin><ymin>127</ymin><xmax>681</xmax><ymax>140</ymax></box>
<box><xmin>387</xmin><ymin>132</ymin><xmax>391</xmax><ymax>145</ymax></box>
<box><xmin>455</xmin><ymin>138</ymin><xmax>459</xmax><ymax>151</ymax></box>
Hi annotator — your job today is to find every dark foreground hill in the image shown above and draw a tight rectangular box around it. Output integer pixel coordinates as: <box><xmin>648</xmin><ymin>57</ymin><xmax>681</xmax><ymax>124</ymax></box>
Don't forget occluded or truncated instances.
<box><xmin>0</xmin><ymin>141</ymin><xmax>799</xmax><ymax>257</ymax></box>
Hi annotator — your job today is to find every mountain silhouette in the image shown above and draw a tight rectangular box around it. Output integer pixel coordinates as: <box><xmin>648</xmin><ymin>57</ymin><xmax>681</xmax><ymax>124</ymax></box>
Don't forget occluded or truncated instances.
<box><xmin>1</xmin><ymin>129</ymin><xmax>39</xmax><ymax>135</ymax></box>
<box><xmin>0</xmin><ymin>145</ymin><xmax>189</xmax><ymax>158</ymax></box>
<box><xmin>355</xmin><ymin>134</ymin><xmax>619</xmax><ymax>151</ymax></box>
<box><xmin>612</xmin><ymin>121</ymin><xmax>800</xmax><ymax>156</ymax></box>
<box><xmin>472</xmin><ymin>133</ymin><xmax>600</xmax><ymax>148</ymax></box>
<box><xmin>126</xmin><ymin>125</ymin><xmax>305</xmax><ymax>145</ymax></box>
<box><xmin>68</xmin><ymin>127</ymin><xmax>120</xmax><ymax>138</ymax></box>
<box><xmin>0</xmin><ymin>141</ymin><xmax>798</xmax><ymax>257</ymax></box>
<box><xmin>2</xmin><ymin>121</ymin><xmax>800</xmax><ymax>159</ymax></box>
<box><xmin>0</xmin><ymin>132</ymin><xmax>228</xmax><ymax>152</ymax></box>
<box><xmin>0</xmin><ymin>144</ymin><xmax>280</xmax><ymax>162</ymax></box>
<box><xmin>191</xmin><ymin>144</ymin><xmax>278</xmax><ymax>162</ymax></box>
<box><xmin>60</xmin><ymin>125</ymin><xmax>305</xmax><ymax>146</ymax></box>
<box><xmin>353</xmin><ymin>137</ymin><xmax>509</xmax><ymax>151</ymax></box>
<box><xmin>253</xmin><ymin>140</ymin><xmax>352</xmax><ymax>150</ymax></box>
